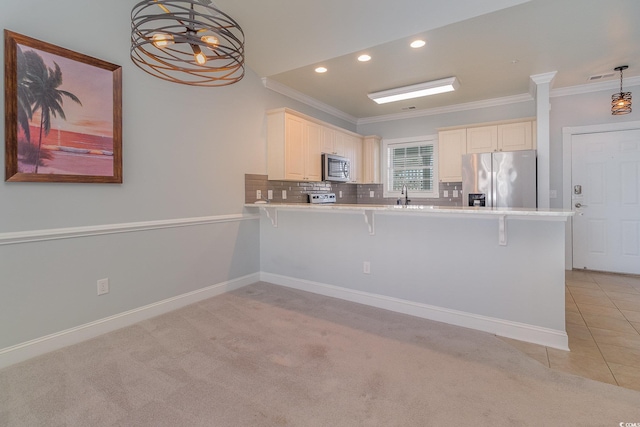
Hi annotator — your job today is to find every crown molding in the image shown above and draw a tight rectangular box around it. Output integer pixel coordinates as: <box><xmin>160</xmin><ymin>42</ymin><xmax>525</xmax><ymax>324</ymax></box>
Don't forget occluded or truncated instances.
<box><xmin>357</xmin><ymin>93</ymin><xmax>533</xmax><ymax>125</ymax></box>
<box><xmin>264</xmin><ymin>76</ymin><xmax>640</xmax><ymax>127</ymax></box>
<box><xmin>262</xmin><ymin>77</ymin><xmax>358</xmax><ymax>124</ymax></box>
<box><xmin>550</xmin><ymin>75</ymin><xmax>640</xmax><ymax>98</ymax></box>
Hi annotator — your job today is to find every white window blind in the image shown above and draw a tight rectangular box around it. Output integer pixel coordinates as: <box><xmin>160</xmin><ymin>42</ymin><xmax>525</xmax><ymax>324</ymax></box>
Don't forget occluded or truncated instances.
<box><xmin>382</xmin><ymin>137</ymin><xmax>439</xmax><ymax>199</ymax></box>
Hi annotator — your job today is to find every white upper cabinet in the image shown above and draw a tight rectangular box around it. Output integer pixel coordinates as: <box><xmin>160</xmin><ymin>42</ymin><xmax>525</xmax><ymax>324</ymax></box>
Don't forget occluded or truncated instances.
<box><xmin>467</xmin><ymin>125</ymin><xmax>498</xmax><ymax>154</ymax></box>
<box><xmin>362</xmin><ymin>135</ymin><xmax>381</xmax><ymax>184</ymax></box>
<box><xmin>439</xmin><ymin>119</ymin><xmax>535</xmax><ymax>182</ymax></box>
<box><xmin>467</xmin><ymin>121</ymin><xmax>534</xmax><ymax>153</ymax></box>
<box><xmin>497</xmin><ymin>121</ymin><xmax>533</xmax><ymax>151</ymax></box>
<box><xmin>321</xmin><ymin>126</ymin><xmax>336</xmax><ymax>155</ymax></box>
<box><xmin>336</xmin><ymin>131</ymin><xmax>363</xmax><ymax>183</ymax></box>
<box><xmin>267</xmin><ymin>108</ymin><xmax>376</xmax><ymax>183</ymax></box>
<box><xmin>438</xmin><ymin>129</ymin><xmax>467</xmax><ymax>182</ymax></box>
<box><xmin>268</xmin><ymin>110</ymin><xmax>322</xmax><ymax>181</ymax></box>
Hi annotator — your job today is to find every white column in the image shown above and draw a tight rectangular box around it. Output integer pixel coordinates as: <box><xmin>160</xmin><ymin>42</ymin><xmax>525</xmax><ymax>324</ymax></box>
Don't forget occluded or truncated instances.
<box><xmin>529</xmin><ymin>72</ymin><xmax>557</xmax><ymax>209</ymax></box>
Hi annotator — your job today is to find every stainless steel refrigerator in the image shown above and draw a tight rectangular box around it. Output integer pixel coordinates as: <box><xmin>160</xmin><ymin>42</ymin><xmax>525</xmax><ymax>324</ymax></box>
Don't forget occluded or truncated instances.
<box><xmin>462</xmin><ymin>150</ymin><xmax>537</xmax><ymax>208</ymax></box>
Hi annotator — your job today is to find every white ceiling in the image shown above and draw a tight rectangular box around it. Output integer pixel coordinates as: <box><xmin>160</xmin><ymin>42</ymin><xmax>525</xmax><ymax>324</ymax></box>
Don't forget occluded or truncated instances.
<box><xmin>215</xmin><ymin>0</ymin><xmax>640</xmax><ymax>120</ymax></box>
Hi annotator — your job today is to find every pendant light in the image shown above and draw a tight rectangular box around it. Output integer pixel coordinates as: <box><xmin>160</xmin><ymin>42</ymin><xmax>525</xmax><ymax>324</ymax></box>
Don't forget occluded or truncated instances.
<box><xmin>130</xmin><ymin>0</ymin><xmax>244</xmax><ymax>87</ymax></box>
<box><xmin>611</xmin><ymin>65</ymin><xmax>632</xmax><ymax>115</ymax></box>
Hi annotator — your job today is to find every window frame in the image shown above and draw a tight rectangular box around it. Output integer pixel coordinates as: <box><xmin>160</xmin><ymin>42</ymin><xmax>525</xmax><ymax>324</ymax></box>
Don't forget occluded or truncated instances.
<box><xmin>381</xmin><ymin>135</ymin><xmax>439</xmax><ymax>199</ymax></box>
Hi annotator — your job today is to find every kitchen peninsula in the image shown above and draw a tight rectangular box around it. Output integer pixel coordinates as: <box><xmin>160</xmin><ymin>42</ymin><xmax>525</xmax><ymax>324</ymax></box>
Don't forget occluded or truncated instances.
<box><xmin>247</xmin><ymin>202</ymin><xmax>574</xmax><ymax>350</ymax></box>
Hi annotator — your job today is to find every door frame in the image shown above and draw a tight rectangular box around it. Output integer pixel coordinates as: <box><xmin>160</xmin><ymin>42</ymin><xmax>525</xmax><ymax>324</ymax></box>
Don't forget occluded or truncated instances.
<box><xmin>562</xmin><ymin>120</ymin><xmax>640</xmax><ymax>270</ymax></box>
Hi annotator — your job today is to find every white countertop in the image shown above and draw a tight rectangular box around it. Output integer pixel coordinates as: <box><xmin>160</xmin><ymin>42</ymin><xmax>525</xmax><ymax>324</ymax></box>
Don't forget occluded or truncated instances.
<box><xmin>244</xmin><ymin>202</ymin><xmax>574</xmax><ymax>219</ymax></box>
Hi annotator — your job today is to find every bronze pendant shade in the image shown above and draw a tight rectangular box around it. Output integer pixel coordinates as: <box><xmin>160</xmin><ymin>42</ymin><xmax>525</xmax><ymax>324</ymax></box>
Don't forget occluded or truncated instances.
<box><xmin>130</xmin><ymin>0</ymin><xmax>244</xmax><ymax>86</ymax></box>
<box><xmin>611</xmin><ymin>65</ymin><xmax>632</xmax><ymax>115</ymax></box>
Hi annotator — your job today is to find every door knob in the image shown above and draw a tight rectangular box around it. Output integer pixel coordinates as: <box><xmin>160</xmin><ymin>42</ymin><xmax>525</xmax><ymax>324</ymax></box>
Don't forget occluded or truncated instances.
<box><xmin>575</xmin><ymin>202</ymin><xmax>587</xmax><ymax>208</ymax></box>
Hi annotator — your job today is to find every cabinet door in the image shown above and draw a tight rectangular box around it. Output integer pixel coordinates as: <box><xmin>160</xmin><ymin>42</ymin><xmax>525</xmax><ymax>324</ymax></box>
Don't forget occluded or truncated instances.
<box><xmin>321</xmin><ymin>127</ymin><xmax>336</xmax><ymax>154</ymax></box>
<box><xmin>305</xmin><ymin>121</ymin><xmax>322</xmax><ymax>181</ymax></box>
<box><xmin>362</xmin><ymin>136</ymin><xmax>381</xmax><ymax>184</ymax></box>
<box><xmin>284</xmin><ymin>115</ymin><xmax>305</xmax><ymax>180</ymax></box>
<box><xmin>438</xmin><ymin>129</ymin><xmax>466</xmax><ymax>182</ymax></box>
<box><xmin>333</xmin><ymin>132</ymin><xmax>348</xmax><ymax>157</ymax></box>
<box><xmin>497</xmin><ymin>121</ymin><xmax>532</xmax><ymax>151</ymax></box>
<box><xmin>349</xmin><ymin>135</ymin><xmax>363</xmax><ymax>183</ymax></box>
<box><xmin>467</xmin><ymin>125</ymin><xmax>497</xmax><ymax>153</ymax></box>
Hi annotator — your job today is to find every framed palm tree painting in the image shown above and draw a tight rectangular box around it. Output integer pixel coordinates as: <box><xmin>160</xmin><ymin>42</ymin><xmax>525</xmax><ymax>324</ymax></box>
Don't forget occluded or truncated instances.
<box><xmin>4</xmin><ymin>30</ymin><xmax>122</xmax><ymax>183</ymax></box>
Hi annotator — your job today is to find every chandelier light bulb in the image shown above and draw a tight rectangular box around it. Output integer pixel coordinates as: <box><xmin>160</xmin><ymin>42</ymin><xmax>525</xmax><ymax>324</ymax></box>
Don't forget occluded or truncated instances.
<box><xmin>191</xmin><ymin>44</ymin><xmax>207</xmax><ymax>65</ymax></box>
<box><xmin>201</xmin><ymin>35</ymin><xmax>219</xmax><ymax>49</ymax></box>
<box><xmin>152</xmin><ymin>33</ymin><xmax>174</xmax><ymax>48</ymax></box>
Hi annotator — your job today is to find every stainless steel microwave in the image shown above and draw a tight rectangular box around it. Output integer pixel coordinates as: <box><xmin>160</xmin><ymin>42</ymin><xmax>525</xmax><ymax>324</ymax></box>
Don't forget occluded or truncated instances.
<box><xmin>322</xmin><ymin>153</ymin><xmax>350</xmax><ymax>182</ymax></box>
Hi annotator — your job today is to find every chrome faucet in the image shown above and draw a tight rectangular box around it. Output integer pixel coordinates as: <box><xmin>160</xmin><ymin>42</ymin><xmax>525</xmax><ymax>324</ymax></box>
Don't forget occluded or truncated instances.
<box><xmin>401</xmin><ymin>184</ymin><xmax>410</xmax><ymax>206</ymax></box>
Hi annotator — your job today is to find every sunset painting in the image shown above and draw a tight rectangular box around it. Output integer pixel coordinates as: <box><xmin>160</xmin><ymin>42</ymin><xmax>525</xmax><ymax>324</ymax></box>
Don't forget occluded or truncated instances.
<box><xmin>5</xmin><ymin>30</ymin><xmax>122</xmax><ymax>183</ymax></box>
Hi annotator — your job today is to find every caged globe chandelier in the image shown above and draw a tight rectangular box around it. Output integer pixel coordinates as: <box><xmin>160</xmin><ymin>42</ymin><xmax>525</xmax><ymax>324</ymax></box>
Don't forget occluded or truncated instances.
<box><xmin>131</xmin><ymin>0</ymin><xmax>244</xmax><ymax>86</ymax></box>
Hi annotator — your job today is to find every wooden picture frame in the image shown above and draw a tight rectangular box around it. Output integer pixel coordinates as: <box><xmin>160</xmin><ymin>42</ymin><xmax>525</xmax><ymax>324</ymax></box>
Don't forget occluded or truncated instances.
<box><xmin>4</xmin><ymin>30</ymin><xmax>122</xmax><ymax>183</ymax></box>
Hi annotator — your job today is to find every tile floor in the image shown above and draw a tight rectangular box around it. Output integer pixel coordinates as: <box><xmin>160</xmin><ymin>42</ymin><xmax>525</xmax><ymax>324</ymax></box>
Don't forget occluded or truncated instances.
<box><xmin>500</xmin><ymin>270</ymin><xmax>640</xmax><ymax>392</ymax></box>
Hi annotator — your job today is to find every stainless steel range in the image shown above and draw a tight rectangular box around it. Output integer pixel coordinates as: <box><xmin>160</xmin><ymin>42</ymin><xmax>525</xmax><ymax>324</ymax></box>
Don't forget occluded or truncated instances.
<box><xmin>308</xmin><ymin>193</ymin><xmax>336</xmax><ymax>204</ymax></box>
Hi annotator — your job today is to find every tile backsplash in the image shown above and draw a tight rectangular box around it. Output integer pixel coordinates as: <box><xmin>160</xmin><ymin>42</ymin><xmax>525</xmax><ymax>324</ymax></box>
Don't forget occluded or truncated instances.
<box><xmin>245</xmin><ymin>174</ymin><xmax>462</xmax><ymax>206</ymax></box>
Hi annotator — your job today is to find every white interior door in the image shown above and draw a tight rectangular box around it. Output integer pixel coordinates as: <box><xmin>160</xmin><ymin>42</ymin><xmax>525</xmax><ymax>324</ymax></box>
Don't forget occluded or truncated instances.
<box><xmin>571</xmin><ymin>129</ymin><xmax>640</xmax><ymax>274</ymax></box>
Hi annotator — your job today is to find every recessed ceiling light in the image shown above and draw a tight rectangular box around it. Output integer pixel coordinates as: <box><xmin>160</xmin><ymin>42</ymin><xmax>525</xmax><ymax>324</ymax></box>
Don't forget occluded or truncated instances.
<box><xmin>410</xmin><ymin>39</ymin><xmax>426</xmax><ymax>48</ymax></box>
<box><xmin>315</xmin><ymin>66</ymin><xmax>327</xmax><ymax>73</ymax></box>
<box><xmin>358</xmin><ymin>54</ymin><xmax>371</xmax><ymax>62</ymax></box>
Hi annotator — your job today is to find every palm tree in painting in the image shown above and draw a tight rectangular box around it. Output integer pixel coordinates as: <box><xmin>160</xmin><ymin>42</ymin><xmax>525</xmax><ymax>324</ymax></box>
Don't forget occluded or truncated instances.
<box><xmin>24</xmin><ymin>50</ymin><xmax>82</xmax><ymax>173</ymax></box>
<box><xmin>16</xmin><ymin>46</ymin><xmax>34</xmax><ymax>143</ymax></box>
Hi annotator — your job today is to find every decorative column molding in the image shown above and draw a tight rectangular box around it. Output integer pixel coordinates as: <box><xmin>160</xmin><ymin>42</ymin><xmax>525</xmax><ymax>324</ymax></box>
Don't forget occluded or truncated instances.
<box><xmin>529</xmin><ymin>71</ymin><xmax>557</xmax><ymax>209</ymax></box>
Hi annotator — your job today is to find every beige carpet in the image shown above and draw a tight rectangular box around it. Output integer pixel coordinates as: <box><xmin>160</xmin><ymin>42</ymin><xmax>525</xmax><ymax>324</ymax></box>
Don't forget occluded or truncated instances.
<box><xmin>1</xmin><ymin>282</ymin><xmax>639</xmax><ymax>426</ymax></box>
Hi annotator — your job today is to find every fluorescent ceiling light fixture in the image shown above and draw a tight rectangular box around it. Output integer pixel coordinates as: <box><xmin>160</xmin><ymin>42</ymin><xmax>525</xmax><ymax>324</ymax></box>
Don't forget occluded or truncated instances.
<box><xmin>367</xmin><ymin>77</ymin><xmax>459</xmax><ymax>104</ymax></box>
<box><xmin>410</xmin><ymin>39</ymin><xmax>426</xmax><ymax>48</ymax></box>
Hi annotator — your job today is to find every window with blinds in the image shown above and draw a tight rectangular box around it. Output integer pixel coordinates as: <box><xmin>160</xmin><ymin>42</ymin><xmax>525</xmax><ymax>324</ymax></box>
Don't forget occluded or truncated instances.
<box><xmin>382</xmin><ymin>137</ymin><xmax>439</xmax><ymax>199</ymax></box>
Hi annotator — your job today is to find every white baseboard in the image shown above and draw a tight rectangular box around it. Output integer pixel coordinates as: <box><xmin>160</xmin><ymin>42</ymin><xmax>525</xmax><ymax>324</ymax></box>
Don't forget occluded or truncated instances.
<box><xmin>0</xmin><ymin>273</ymin><xmax>259</xmax><ymax>369</ymax></box>
<box><xmin>261</xmin><ymin>272</ymin><xmax>569</xmax><ymax>351</ymax></box>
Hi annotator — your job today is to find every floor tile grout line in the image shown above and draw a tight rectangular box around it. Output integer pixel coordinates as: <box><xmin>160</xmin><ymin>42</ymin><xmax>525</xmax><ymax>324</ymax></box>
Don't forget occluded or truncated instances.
<box><xmin>570</xmin><ymin>275</ymin><xmax>621</xmax><ymax>386</ymax></box>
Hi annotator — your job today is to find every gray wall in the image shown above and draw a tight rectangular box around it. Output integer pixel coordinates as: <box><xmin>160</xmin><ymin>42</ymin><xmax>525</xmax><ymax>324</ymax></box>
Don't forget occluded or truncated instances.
<box><xmin>260</xmin><ymin>210</ymin><xmax>567</xmax><ymax>332</ymax></box>
<box><xmin>0</xmin><ymin>0</ymin><xmax>313</xmax><ymax>350</ymax></box>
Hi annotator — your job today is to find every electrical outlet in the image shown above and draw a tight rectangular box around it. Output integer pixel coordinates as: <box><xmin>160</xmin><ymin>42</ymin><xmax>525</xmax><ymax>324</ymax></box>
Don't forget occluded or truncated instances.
<box><xmin>282</xmin><ymin>190</ymin><xmax>287</xmax><ymax>200</ymax></box>
<box><xmin>363</xmin><ymin>261</ymin><xmax>370</xmax><ymax>274</ymax></box>
<box><xmin>267</xmin><ymin>190</ymin><xmax>273</xmax><ymax>200</ymax></box>
<box><xmin>369</xmin><ymin>190</ymin><xmax>375</xmax><ymax>198</ymax></box>
<box><xmin>339</xmin><ymin>190</ymin><xmax>343</xmax><ymax>198</ymax></box>
<box><xmin>97</xmin><ymin>278</ymin><xmax>109</xmax><ymax>296</ymax></box>
<box><xmin>256</xmin><ymin>189</ymin><xmax>262</xmax><ymax>200</ymax></box>
<box><xmin>453</xmin><ymin>190</ymin><xmax>459</xmax><ymax>197</ymax></box>
<box><xmin>443</xmin><ymin>190</ymin><xmax>449</xmax><ymax>197</ymax></box>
